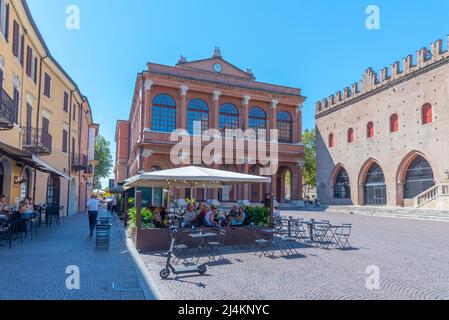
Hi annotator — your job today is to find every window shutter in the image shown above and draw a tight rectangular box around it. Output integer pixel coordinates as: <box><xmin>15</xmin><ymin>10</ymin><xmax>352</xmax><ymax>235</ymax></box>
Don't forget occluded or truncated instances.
<box><xmin>26</xmin><ymin>46</ymin><xmax>32</xmax><ymax>76</ymax></box>
<box><xmin>0</xmin><ymin>69</ymin><xmax>3</xmax><ymax>90</ymax></box>
<box><xmin>62</xmin><ymin>130</ymin><xmax>68</xmax><ymax>153</ymax></box>
<box><xmin>33</xmin><ymin>57</ymin><xmax>38</xmax><ymax>83</ymax></box>
<box><xmin>64</xmin><ymin>92</ymin><xmax>68</xmax><ymax>112</ymax></box>
<box><xmin>20</xmin><ymin>34</ymin><xmax>25</xmax><ymax>65</ymax></box>
<box><xmin>13</xmin><ymin>88</ymin><xmax>19</xmax><ymax>123</ymax></box>
<box><xmin>26</xmin><ymin>103</ymin><xmax>32</xmax><ymax>129</ymax></box>
<box><xmin>4</xmin><ymin>3</ymin><xmax>9</xmax><ymax>40</ymax></box>
<box><xmin>12</xmin><ymin>20</ymin><xmax>18</xmax><ymax>56</ymax></box>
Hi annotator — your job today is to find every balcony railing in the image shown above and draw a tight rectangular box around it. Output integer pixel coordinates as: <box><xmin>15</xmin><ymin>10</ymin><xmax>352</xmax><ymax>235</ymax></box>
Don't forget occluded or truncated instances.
<box><xmin>72</xmin><ymin>154</ymin><xmax>88</xmax><ymax>172</ymax></box>
<box><xmin>0</xmin><ymin>88</ymin><xmax>16</xmax><ymax>130</ymax></box>
<box><xmin>22</xmin><ymin>127</ymin><xmax>52</xmax><ymax>156</ymax></box>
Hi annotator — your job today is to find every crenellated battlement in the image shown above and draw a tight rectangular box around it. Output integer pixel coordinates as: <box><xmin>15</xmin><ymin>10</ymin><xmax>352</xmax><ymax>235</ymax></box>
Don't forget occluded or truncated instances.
<box><xmin>316</xmin><ymin>37</ymin><xmax>449</xmax><ymax>116</ymax></box>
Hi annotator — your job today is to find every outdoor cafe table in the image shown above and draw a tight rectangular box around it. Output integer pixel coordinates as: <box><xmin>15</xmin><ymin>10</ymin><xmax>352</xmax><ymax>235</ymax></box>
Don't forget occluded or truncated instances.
<box><xmin>303</xmin><ymin>220</ymin><xmax>329</xmax><ymax>242</ymax></box>
<box><xmin>188</xmin><ymin>232</ymin><xmax>218</xmax><ymax>262</ymax></box>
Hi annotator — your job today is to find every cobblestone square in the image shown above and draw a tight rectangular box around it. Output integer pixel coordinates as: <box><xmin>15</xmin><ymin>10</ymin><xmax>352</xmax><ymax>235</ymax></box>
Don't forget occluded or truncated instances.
<box><xmin>140</xmin><ymin>211</ymin><xmax>449</xmax><ymax>300</ymax></box>
<box><xmin>0</xmin><ymin>211</ymin><xmax>146</xmax><ymax>300</ymax></box>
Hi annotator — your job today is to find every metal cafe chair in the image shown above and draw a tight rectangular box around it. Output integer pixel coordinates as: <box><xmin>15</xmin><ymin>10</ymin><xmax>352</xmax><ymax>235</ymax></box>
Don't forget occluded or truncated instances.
<box><xmin>333</xmin><ymin>224</ymin><xmax>352</xmax><ymax>249</ymax></box>
<box><xmin>206</xmin><ymin>227</ymin><xmax>227</xmax><ymax>262</ymax></box>
<box><xmin>0</xmin><ymin>215</ymin><xmax>24</xmax><ymax>249</ymax></box>
<box><xmin>290</xmin><ymin>218</ymin><xmax>309</xmax><ymax>243</ymax></box>
<box><xmin>312</xmin><ymin>223</ymin><xmax>334</xmax><ymax>249</ymax></box>
<box><xmin>252</xmin><ymin>228</ymin><xmax>275</xmax><ymax>258</ymax></box>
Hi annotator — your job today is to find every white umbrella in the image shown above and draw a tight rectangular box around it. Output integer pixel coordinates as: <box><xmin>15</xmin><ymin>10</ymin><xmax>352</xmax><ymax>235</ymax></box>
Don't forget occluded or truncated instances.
<box><xmin>124</xmin><ymin>166</ymin><xmax>271</xmax><ymax>190</ymax></box>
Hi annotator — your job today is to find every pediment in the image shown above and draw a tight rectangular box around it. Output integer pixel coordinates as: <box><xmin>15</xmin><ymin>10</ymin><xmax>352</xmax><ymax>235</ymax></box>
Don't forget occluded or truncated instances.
<box><xmin>176</xmin><ymin>57</ymin><xmax>255</xmax><ymax>80</ymax></box>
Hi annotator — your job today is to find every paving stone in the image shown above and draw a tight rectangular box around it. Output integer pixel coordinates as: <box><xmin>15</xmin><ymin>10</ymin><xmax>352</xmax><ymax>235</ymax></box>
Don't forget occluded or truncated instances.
<box><xmin>0</xmin><ymin>211</ymin><xmax>145</xmax><ymax>300</ymax></box>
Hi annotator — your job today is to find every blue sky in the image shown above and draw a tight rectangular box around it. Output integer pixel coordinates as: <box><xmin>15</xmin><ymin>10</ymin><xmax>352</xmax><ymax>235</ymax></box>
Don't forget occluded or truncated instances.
<box><xmin>27</xmin><ymin>0</ymin><xmax>449</xmax><ymax>183</ymax></box>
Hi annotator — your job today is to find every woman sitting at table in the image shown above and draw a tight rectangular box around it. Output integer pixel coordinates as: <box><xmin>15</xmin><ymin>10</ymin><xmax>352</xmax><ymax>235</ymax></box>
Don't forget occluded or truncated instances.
<box><xmin>153</xmin><ymin>208</ymin><xmax>165</xmax><ymax>228</ymax></box>
<box><xmin>181</xmin><ymin>203</ymin><xmax>197</xmax><ymax>228</ymax></box>
<box><xmin>204</xmin><ymin>205</ymin><xmax>219</xmax><ymax>228</ymax></box>
<box><xmin>228</xmin><ymin>207</ymin><xmax>247</xmax><ymax>227</ymax></box>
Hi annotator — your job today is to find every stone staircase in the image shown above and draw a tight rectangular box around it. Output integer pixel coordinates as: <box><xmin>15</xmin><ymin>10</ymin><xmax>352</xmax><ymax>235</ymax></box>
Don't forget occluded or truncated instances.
<box><xmin>414</xmin><ymin>184</ymin><xmax>449</xmax><ymax>209</ymax></box>
<box><xmin>322</xmin><ymin>205</ymin><xmax>449</xmax><ymax>222</ymax></box>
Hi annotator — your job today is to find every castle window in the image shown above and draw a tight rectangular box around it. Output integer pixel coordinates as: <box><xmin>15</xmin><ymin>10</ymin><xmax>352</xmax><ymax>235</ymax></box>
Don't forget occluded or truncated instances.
<box><xmin>151</xmin><ymin>94</ymin><xmax>177</xmax><ymax>133</ymax></box>
<box><xmin>329</xmin><ymin>133</ymin><xmax>334</xmax><ymax>148</ymax></box>
<box><xmin>422</xmin><ymin>103</ymin><xmax>432</xmax><ymax>125</ymax></box>
<box><xmin>367</xmin><ymin>122</ymin><xmax>374</xmax><ymax>138</ymax></box>
<box><xmin>347</xmin><ymin>128</ymin><xmax>354</xmax><ymax>143</ymax></box>
<box><xmin>390</xmin><ymin>113</ymin><xmax>399</xmax><ymax>133</ymax></box>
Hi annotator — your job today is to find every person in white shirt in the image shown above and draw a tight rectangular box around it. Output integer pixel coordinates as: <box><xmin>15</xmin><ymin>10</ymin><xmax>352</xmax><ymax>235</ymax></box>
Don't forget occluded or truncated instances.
<box><xmin>86</xmin><ymin>195</ymin><xmax>100</xmax><ymax>236</ymax></box>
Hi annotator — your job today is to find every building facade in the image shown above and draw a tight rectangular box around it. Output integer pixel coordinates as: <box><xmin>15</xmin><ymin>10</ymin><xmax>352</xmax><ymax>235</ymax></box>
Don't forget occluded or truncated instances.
<box><xmin>115</xmin><ymin>49</ymin><xmax>305</xmax><ymax>206</ymax></box>
<box><xmin>316</xmin><ymin>37</ymin><xmax>449</xmax><ymax>209</ymax></box>
<box><xmin>0</xmin><ymin>0</ymin><xmax>99</xmax><ymax>214</ymax></box>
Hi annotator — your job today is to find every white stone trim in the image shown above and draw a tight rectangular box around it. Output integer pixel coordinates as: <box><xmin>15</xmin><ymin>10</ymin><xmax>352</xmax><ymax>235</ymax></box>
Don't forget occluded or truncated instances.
<box><xmin>243</xmin><ymin>95</ymin><xmax>251</xmax><ymax>105</ymax></box>
<box><xmin>271</xmin><ymin>99</ymin><xmax>278</xmax><ymax>110</ymax></box>
<box><xmin>213</xmin><ymin>90</ymin><xmax>221</xmax><ymax>102</ymax></box>
<box><xmin>180</xmin><ymin>85</ymin><xmax>189</xmax><ymax>97</ymax></box>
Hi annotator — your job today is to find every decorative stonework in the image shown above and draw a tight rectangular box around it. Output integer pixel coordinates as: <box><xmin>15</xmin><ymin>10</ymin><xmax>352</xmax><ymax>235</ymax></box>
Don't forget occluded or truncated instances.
<box><xmin>243</xmin><ymin>95</ymin><xmax>251</xmax><ymax>105</ymax></box>
<box><xmin>271</xmin><ymin>99</ymin><xmax>279</xmax><ymax>110</ymax></box>
<box><xmin>180</xmin><ymin>85</ymin><xmax>189</xmax><ymax>96</ymax></box>
<box><xmin>316</xmin><ymin>37</ymin><xmax>449</xmax><ymax>116</ymax></box>
<box><xmin>296</xmin><ymin>104</ymin><xmax>303</xmax><ymax>113</ymax></box>
<box><xmin>144</xmin><ymin>79</ymin><xmax>154</xmax><ymax>91</ymax></box>
<box><xmin>212</xmin><ymin>90</ymin><xmax>221</xmax><ymax>102</ymax></box>
<box><xmin>13</xmin><ymin>74</ymin><xmax>20</xmax><ymax>89</ymax></box>
<box><xmin>0</xmin><ymin>55</ymin><xmax>4</xmax><ymax>70</ymax></box>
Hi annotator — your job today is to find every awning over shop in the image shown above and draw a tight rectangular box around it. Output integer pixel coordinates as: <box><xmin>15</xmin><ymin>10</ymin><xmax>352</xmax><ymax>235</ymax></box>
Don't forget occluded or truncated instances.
<box><xmin>0</xmin><ymin>141</ymin><xmax>70</xmax><ymax>180</ymax></box>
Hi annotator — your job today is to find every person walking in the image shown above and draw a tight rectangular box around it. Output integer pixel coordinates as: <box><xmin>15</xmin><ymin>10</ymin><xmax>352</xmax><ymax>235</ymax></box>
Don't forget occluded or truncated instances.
<box><xmin>87</xmin><ymin>195</ymin><xmax>100</xmax><ymax>236</ymax></box>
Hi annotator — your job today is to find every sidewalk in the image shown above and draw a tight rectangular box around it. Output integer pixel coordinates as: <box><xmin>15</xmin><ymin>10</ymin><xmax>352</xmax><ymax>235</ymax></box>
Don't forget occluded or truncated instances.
<box><xmin>0</xmin><ymin>210</ymin><xmax>150</xmax><ymax>300</ymax></box>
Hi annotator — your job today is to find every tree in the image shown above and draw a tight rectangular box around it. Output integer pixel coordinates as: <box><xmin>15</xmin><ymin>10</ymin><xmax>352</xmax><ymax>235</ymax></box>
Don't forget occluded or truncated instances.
<box><xmin>303</xmin><ymin>128</ymin><xmax>316</xmax><ymax>187</ymax></box>
<box><xmin>93</xmin><ymin>135</ymin><xmax>113</xmax><ymax>190</ymax></box>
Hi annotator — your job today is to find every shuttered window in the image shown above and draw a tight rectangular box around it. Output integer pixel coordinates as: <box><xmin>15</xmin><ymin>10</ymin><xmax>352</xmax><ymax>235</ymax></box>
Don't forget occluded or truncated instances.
<box><xmin>44</xmin><ymin>73</ymin><xmax>51</xmax><ymax>98</ymax></box>
<box><xmin>62</xmin><ymin>129</ymin><xmax>68</xmax><ymax>153</ymax></box>
<box><xmin>12</xmin><ymin>20</ymin><xmax>18</xmax><ymax>56</ymax></box>
<box><xmin>63</xmin><ymin>92</ymin><xmax>69</xmax><ymax>112</ymax></box>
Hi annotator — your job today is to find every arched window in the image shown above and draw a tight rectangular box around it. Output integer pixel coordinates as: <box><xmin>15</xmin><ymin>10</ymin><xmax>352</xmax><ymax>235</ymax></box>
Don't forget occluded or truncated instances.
<box><xmin>328</xmin><ymin>133</ymin><xmax>335</xmax><ymax>148</ymax></box>
<box><xmin>404</xmin><ymin>155</ymin><xmax>434</xmax><ymax>199</ymax></box>
<box><xmin>187</xmin><ymin>99</ymin><xmax>209</xmax><ymax>134</ymax></box>
<box><xmin>347</xmin><ymin>128</ymin><xmax>354</xmax><ymax>143</ymax></box>
<box><xmin>219</xmin><ymin>103</ymin><xmax>239</xmax><ymax>130</ymax></box>
<box><xmin>334</xmin><ymin>168</ymin><xmax>350</xmax><ymax>199</ymax></box>
<box><xmin>422</xmin><ymin>103</ymin><xmax>433</xmax><ymax>125</ymax></box>
<box><xmin>367</xmin><ymin>122</ymin><xmax>374</xmax><ymax>138</ymax></box>
<box><xmin>277</xmin><ymin>111</ymin><xmax>293</xmax><ymax>143</ymax></box>
<box><xmin>390</xmin><ymin>113</ymin><xmax>399</xmax><ymax>133</ymax></box>
<box><xmin>249</xmin><ymin>107</ymin><xmax>267</xmax><ymax>131</ymax></box>
<box><xmin>364</xmin><ymin>163</ymin><xmax>386</xmax><ymax>205</ymax></box>
<box><xmin>151</xmin><ymin>94</ymin><xmax>177</xmax><ymax>133</ymax></box>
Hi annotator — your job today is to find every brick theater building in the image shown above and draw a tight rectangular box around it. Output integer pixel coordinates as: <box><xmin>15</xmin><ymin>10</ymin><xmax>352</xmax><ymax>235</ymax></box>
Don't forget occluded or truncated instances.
<box><xmin>316</xmin><ymin>37</ymin><xmax>449</xmax><ymax>209</ymax></box>
<box><xmin>115</xmin><ymin>49</ymin><xmax>305</xmax><ymax>206</ymax></box>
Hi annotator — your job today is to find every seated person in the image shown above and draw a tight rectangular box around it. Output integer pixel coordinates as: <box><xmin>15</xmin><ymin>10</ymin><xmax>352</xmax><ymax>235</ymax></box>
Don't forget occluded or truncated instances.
<box><xmin>273</xmin><ymin>206</ymin><xmax>281</xmax><ymax>219</ymax></box>
<box><xmin>0</xmin><ymin>195</ymin><xmax>8</xmax><ymax>212</ymax></box>
<box><xmin>204</xmin><ymin>205</ymin><xmax>219</xmax><ymax>228</ymax></box>
<box><xmin>181</xmin><ymin>203</ymin><xmax>197</xmax><ymax>228</ymax></box>
<box><xmin>153</xmin><ymin>208</ymin><xmax>165</xmax><ymax>228</ymax></box>
<box><xmin>229</xmin><ymin>207</ymin><xmax>247</xmax><ymax>227</ymax></box>
<box><xmin>228</xmin><ymin>205</ymin><xmax>239</xmax><ymax>218</ymax></box>
<box><xmin>159</xmin><ymin>206</ymin><xmax>168</xmax><ymax>223</ymax></box>
<box><xmin>195</xmin><ymin>206</ymin><xmax>208</xmax><ymax>227</ymax></box>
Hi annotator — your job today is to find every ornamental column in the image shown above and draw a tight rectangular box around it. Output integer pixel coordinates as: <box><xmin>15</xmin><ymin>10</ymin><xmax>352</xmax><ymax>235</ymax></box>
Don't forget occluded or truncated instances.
<box><xmin>144</xmin><ymin>79</ymin><xmax>154</xmax><ymax>130</ymax></box>
<box><xmin>270</xmin><ymin>100</ymin><xmax>278</xmax><ymax>201</ymax></box>
<box><xmin>208</xmin><ymin>90</ymin><xmax>221</xmax><ymax>206</ymax></box>
<box><xmin>179</xmin><ymin>85</ymin><xmax>189</xmax><ymax>130</ymax></box>
<box><xmin>239</xmin><ymin>95</ymin><xmax>251</xmax><ymax>205</ymax></box>
<box><xmin>294</xmin><ymin>103</ymin><xmax>303</xmax><ymax>144</ymax></box>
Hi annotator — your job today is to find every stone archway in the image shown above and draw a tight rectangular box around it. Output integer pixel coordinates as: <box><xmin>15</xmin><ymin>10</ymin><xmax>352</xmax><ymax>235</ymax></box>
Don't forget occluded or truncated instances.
<box><xmin>358</xmin><ymin>158</ymin><xmax>386</xmax><ymax>206</ymax></box>
<box><xmin>0</xmin><ymin>158</ymin><xmax>13</xmax><ymax>203</ymax></box>
<box><xmin>396</xmin><ymin>151</ymin><xmax>435</xmax><ymax>206</ymax></box>
<box><xmin>276</xmin><ymin>166</ymin><xmax>293</xmax><ymax>203</ymax></box>
<box><xmin>330</xmin><ymin>164</ymin><xmax>351</xmax><ymax>204</ymax></box>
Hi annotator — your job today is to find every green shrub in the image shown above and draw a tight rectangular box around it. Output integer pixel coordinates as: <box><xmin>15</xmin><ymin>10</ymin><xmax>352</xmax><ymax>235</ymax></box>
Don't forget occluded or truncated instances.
<box><xmin>244</xmin><ymin>206</ymin><xmax>271</xmax><ymax>226</ymax></box>
<box><xmin>127</xmin><ymin>206</ymin><xmax>154</xmax><ymax>232</ymax></box>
